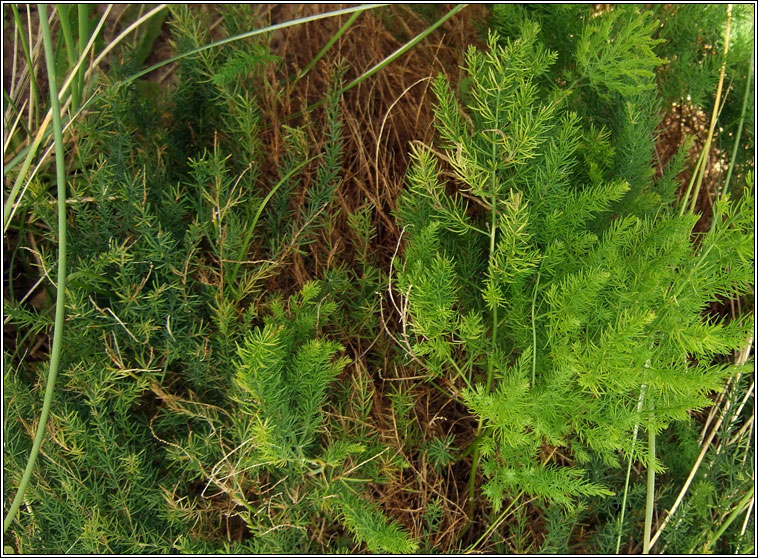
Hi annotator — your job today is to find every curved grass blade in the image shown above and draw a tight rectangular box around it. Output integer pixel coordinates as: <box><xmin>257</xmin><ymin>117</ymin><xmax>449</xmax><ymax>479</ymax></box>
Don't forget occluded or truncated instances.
<box><xmin>3</xmin><ymin>3</ymin><xmax>69</xmax><ymax>534</ymax></box>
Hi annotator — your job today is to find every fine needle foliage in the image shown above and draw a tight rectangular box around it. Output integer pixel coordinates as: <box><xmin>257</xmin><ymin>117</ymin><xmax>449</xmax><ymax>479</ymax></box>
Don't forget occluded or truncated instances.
<box><xmin>394</xmin><ymin>22</ymin><xmax>753</xmax><ymax>548</ymax></box>
<box><xmin>3</xmin><ymin>4</ymin><xmax>754</xmax><ymax>554</ymax></box>
<box><xmin>4</xmin><ymin>5</ymin><xmax>416</xmax><ymax>553</ymax></box>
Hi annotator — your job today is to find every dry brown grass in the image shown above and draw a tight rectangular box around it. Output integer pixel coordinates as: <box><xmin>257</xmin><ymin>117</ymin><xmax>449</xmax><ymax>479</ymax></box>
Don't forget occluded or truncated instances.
<box><xmin>252</xmin><ymin>6</ymin><xmax>495</xmax><ymax>549</ymax></box>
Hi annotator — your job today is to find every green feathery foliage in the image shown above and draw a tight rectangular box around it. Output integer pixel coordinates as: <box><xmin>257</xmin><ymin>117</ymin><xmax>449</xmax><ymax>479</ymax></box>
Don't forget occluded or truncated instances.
<box><xmin>4</xmin><ymin>6</ymin><xmax>415</xmax><ymax>553</ymax></box>
<box><xmin>219</xmin><ymin>282</ymin><xmax>416</xmax><ymax>553</ymax></box>
<box><xmin>394</xmin><ymin>26</ymin><xmax>753</xmax><ymax>526</ymax></box>
<box><xmin>3</xmin><ymin>4</ymin><xmax>753</xmax><ymax>554</ymax></box>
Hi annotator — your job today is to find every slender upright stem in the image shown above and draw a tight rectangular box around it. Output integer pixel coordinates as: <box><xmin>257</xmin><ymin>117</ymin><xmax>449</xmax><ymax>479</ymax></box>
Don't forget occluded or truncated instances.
<box><xmin>466</xmin><ymin>159</ymin><xmax>500</xmax><ymax>522</ymax></box>
<box><xmin>486</xmin><ymin>188</ymin><xmax>499</xmax><ymax>396</ymax></box>
<box><xmin>643</xmin><ymin>402</ymin><xmax>656</xmax><ymax>554</ymax></box>
<box><xmin>678</xmin><ymin>147</ymin><xmax>706</xmax><ymax>217</ymax></box>
<box><xmin>77</xmin><ymin>5</ymin><xmax>90</xmax><ymax>105</ymax></box>
<box><xmin>4</xmin><ymin>3</ymin><xmax>68</xmax><ymax>534</ymax></box>
<box><xmin>702</xmin><ymin>486</ymin><xmax>755</xmax><ymax>553</ymax></box>
<box><xmin>721</xmin><ymin>54</ymin><xmax>753</xmax><ymax>200</ymax></box>
<box><xmin>56</xmin><ymin>4</ymin><xmax>80</xmax><ymax>110</ymax></box>
<box><xmin>616</xmin><ymin>384</ymin><xmax>647</xmax><ymax>553</ymax></box>
<box><xmin>293</xmin><ymin>11</ymin><xmax>362</xmax><ymax>84</ymax></box>
<box><xmin>531</xmin><ymin>272</ymin><xmax>541</xmax><ymax>386</ymax></box>
<box><xmin>683</xmin><ymin>4</ymin><xmax>732</xmax><ymax>216</ymax></box>
<box><xmin>10</xmin><ymin>4</ymin><xmax>40</xmax><ymax>130</ymax></box>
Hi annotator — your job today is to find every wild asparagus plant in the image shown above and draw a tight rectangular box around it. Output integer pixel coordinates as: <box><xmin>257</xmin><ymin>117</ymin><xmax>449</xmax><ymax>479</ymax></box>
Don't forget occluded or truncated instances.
<box><xmin>394</xmin><ymin>24</ymin><xmax>753</xmax><ymax>538</ymax></box>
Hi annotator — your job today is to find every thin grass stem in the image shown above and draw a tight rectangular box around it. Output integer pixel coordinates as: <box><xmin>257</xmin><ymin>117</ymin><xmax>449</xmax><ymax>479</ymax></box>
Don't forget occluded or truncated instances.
<box><xmin>642</xmin><ymin>402</ymin><xmax>656</xmax><ymax>554</ymax></box>
<box><xmin>616</xmin><ymin>384</ymin><xmax>647</xmax><ymax>554</ymax></box>
<box><xmin>8</xmin><ymin>8</ymin><xmax>19</xmax><ymax>103</ymax></box>
<box><xmin>531</xmin><ymin>272</ymin><xmax>540</xmax><ymax>386</ymax></box>
<box><xmin>465</xmin><ymin>119</ymin><xmax>499</xmax><ymax>524</ymax></box>
<box><xmin>3</xmin><ymin>5</ymin><xmax>112</xmax><ymax>231</ymax></box>
<box><xmin>3</xmin><ymin>98</ymin><xmax>28</xmax><ymax>154</ymax></box>
<box><xmin>228</xmin><ymin>154</ymin><xmax>321</xmax><ymax>287</ymax></box>
<box><xmin>294</xmin><ymin>11</ymin><xmax>362</xmax><ymax>84</ymax></box>
<box><xmin>56</xmin><ymin>4</ymin><xmax>80</xmax><ymax>110</ymax></box>
<box><xmin>294</xmin><ymin>4</ymin><xmax>468</xmax><ymax>120</ymax></box>
<box><xmin>702</xmin><ymin>486</ymin><xmax>755</xmax><ymax>553</ymax></box>
<box><xmin>678</xmin><ymin>147</ymin><xmax>706</xmax><ymax>217</ymax></box>
<box><xmin>721</xmin><ymin>55</ymin><xmax>753</xmax><ymax>199</ymax></box>
<box><xmin>125</xmin><ymin>5</ymin><xmax>386</xmax><ymax>84</ymax></box>
<box><xmin>685</xmin><ymin>4</ymin><xmax>733</xmax><ymax>216</ymax></box>
<box><xmin>465</xmin><ymin>491</ymin><xmax>526</xmax><ymax>553</ymax></box>
<box><xmin>77</xmin><ymin>5</ymin><xmax>91</xmax><ymax>103</ymax></box>
<box><xmin>10</xmin><ymin>5</ymin><xmax>40</xmax><ymax>130</ymax></box>
<box><xmin>341</xmin><ymin>5</ymin><xmax>467</xmax><ymax>94</ymax></box>
<box><xmin>3</xmin><ymin>3</ymin><xmax>68</xmax><ymax>534</ymax></box>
